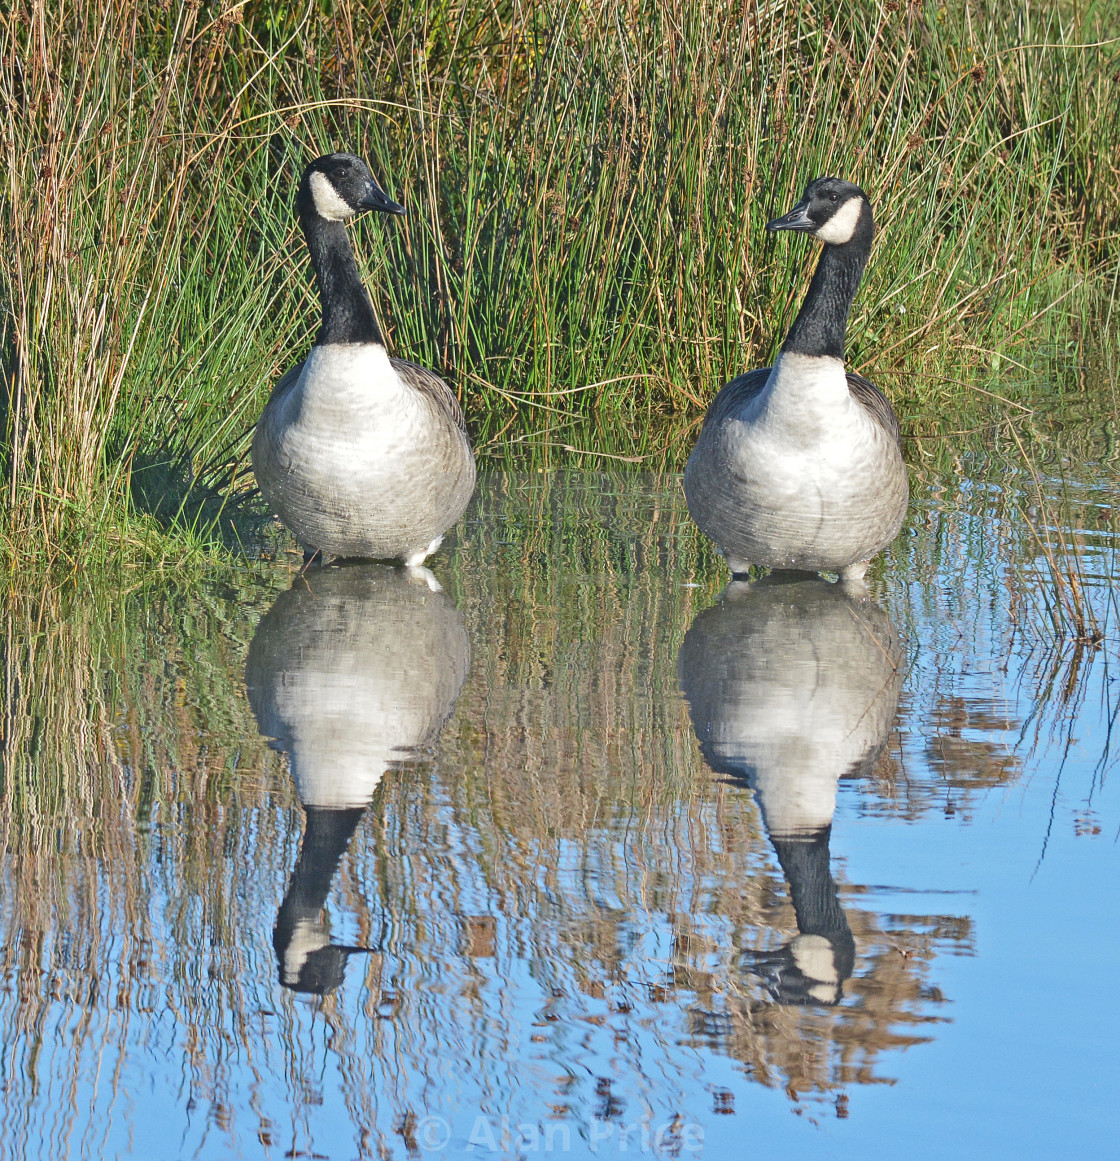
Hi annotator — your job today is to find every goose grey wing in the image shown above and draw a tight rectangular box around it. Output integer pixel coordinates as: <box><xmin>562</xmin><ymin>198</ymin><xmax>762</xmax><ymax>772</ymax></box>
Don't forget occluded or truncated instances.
<box><xmin>264</xmin><ymin>359</ymin><xmax>304</xmax><ymax>407</ymax></box>
<box><xmin>701</xmin><ymin>366</ymin><xmax>772</xmax><ymax>429</ymax></box>
<box><xmin>846</xmin><ymin>371</ymin><xmax>901</xmax><ymax>446</ymax></box>
<box><xmin>390</xmin><ymin>357</ymin><xmax>467</xmax><ymax>433</ymax></box>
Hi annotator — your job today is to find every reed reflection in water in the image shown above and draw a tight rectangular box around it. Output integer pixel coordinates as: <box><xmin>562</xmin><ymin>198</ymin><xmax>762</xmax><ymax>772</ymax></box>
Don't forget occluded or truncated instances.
<box><xmin>245</xmin><ymin>564</ymin><xmax>470</xmax><ymax>994</ymax></box>
<box><xmin>4</xmin><ymin>463</ymin><xmax>1108</xmax><ymax>1159</ymax></box>
<box><xmin>679</xmin><ymin>575</ymin><xmax>904</xmax><ymax>1006</ymax></box>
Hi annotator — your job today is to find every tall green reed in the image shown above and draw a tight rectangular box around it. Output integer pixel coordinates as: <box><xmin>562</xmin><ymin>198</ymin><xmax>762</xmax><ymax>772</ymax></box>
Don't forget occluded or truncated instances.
<box><xmin>0</xmin><ymin>3</ymin><xmax>295</xmax><ymax>564</ymax></box>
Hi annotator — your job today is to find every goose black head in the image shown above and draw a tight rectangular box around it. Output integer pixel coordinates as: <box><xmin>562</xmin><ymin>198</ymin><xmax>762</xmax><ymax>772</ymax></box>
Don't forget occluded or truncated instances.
<box><xmin>767</xmin><ymin>177</ymin><xmax>872</xmax><ymax>246</ymax></box>
<box><xmin>299</xmin><ymin>152</ymin><xmax>406</xmax><ymax>222</ymax></box>
<box><xmin>277</xmin><ymin>940</ymin><xmax>376</xmax><ymax>996</ymax></box>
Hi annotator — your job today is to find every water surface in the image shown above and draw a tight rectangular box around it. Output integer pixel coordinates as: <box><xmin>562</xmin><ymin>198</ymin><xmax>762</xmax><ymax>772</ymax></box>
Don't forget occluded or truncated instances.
<box><xmin>0</xmin><ymin>432</ymin><xmax>1117</xmax><ymax>1158</ymax></box>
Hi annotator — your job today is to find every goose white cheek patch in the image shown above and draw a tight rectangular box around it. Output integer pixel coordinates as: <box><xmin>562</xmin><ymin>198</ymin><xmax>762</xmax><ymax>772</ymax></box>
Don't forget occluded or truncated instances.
<box><xmin>309</xmin><ymin>171</ymin><xmax>356</xmax><ymax>221</ymax></box>
<box><xmin>815</xmin><ymin>196</ymin><xmax>863</xmax><ymax>244</ymax></box>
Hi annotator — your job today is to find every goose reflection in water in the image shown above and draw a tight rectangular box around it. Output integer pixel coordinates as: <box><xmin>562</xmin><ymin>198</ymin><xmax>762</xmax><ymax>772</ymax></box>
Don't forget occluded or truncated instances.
<box><xmin>245</xmin><ymin>564</ymin><xmax>470</xmax><ymax>995</ymax></box>
<box><xmin>678</xmin><ymin>574</ymin><xmax>903</xmax><ymax>1006</ymax></box>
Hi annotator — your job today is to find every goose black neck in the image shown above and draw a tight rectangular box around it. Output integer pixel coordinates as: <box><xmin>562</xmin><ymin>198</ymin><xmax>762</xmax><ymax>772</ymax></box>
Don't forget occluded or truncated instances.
<box><xmin>272</xmin><ymin>805</ymin><xmax>367</xmax><ymax>995</ymax></box>
<box><xmin>300</xmin><ymin>210</ymin><xmax>385</xmax><ymax>347</ymax></box>
<box><xmin>274</xmin><ymin>805</ymin><xmax>366</xmax><ymax>944</ymax></box>
<box><xmin>781</xmin><ymin>233</ymin><xmax>871</xmax><ymax>361</ymax></box>
<box><xmin>771</xmin><ymin>827</ymin><xmax>855</xmax><ymax>980</ymax></box>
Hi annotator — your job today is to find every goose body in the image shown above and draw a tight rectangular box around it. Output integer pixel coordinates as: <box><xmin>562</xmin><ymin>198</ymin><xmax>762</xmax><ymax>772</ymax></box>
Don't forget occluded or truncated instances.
<box><xmin>246</xmin><ymin>563</ymin><xmax>470</xmax><ymax>811</ymax></box>
<box><xmin>253</xmin><ymin>153</ymin><xmax>475</xmax><ymax>566</ymax></box>
<box><xmin>678</xmin><ymin>574</ymin><xmax>904</xmax><ymax>1003</ymax></box>
<box><xmin>245</xmin><ymin>563</ymin><xmax>470</xmax><ymax>992</ymax></box>
<box><xmin>684</xmin><ymin>177</ymin><xmax>907</xmax><ymax>582</ymax></box>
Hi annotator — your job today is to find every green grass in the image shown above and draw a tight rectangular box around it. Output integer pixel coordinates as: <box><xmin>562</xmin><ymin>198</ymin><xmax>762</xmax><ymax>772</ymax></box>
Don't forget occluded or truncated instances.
<box><xmin>1</xmin><ymin>0</ymin><xmax>1118</xmax><ymax>564</ymax></box>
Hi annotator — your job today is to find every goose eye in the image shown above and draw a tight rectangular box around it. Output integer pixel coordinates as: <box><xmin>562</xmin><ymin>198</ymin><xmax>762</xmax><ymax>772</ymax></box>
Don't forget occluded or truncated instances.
<box><xmin>828</xmin><ymin>193</ymin><xmax>838</xmax><ymax>202</ymax></box>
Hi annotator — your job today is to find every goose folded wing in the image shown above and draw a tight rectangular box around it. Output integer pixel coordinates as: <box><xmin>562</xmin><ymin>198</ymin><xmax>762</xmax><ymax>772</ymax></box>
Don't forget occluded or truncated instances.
<box><xmin>845</xmin><ymin>371</ymin><xmax>901</xmax><ymax>447</ymax></box>
<box><xmin>390</xmin><ymin>357</ymin><xmax>467</xmax><ymax>433</ymax></box>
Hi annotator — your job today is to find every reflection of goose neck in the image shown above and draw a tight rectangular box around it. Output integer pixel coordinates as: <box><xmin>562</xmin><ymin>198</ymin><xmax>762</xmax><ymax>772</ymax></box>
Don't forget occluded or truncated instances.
<box><xmin>743</xmin><ymin>827</ymin><xmax>856</xmax><ymax>1007</ymax></box>
<box><xmin>274</xmin><ymin>806</ymin><xmax>367</xmax><ymax>994</ymax></box>
<box><xmin>277</xmin><ymin>806</ymin><xmax>366</xmax><ymax>937</ymax></box>
<box><xmin>771</xmin><ymin>828</ymin><xmax>855</xmax><ymax>986</ymax></box>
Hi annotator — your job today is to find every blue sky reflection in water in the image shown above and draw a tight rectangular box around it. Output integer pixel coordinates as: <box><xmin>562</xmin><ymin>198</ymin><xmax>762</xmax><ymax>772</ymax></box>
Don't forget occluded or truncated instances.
<box><xmin>0</xmin><ymin>457</ymin><xmax>1117</xmax><ymax>1160</ymax></box>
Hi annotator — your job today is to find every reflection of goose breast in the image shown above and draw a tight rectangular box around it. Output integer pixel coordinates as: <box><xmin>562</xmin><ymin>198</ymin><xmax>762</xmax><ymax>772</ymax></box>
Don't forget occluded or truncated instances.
<box><xmin>246</xmin><ymin>564</ymin><xmax>470</xmax><ymax>808</ymax></box>
<box><xmin>678</xmin><ymin>576</ymin><xmax>903</xmax><ymax>836</ymax></box>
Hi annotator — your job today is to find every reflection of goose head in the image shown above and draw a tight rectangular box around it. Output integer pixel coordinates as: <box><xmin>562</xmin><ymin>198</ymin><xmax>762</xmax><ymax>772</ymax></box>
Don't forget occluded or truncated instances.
<box><xmin>678</xmin><ymin>574</ymin><xmax>903</xmax><ymax>1004</ymax></box>
<box><xmin>245</xmin><ymin>563</ymin><xmax>471</xmax><ymax>993</ymax></box>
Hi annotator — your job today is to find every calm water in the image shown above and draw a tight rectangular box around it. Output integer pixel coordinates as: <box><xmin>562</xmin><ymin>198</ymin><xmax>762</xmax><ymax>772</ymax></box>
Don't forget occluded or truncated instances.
<box><xmin>1</xmin><ymin>434</ymin><xmax>1118</xmax><ymax>1158</ymax></box>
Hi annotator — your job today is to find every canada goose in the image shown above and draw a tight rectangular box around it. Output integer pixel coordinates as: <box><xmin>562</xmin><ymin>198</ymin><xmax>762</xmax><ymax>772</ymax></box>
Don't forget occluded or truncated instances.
<box><xmin>245</xmin><ymin>563</ymin><xmax>471</xmax><ymax>991</ymax></box>
<box><xmin>683</xmin><ymin>177</ymin><xmax>908</xmax><ymax>582</ymax></box>
<box><xmin>252</xmin><ymin>153</ymin><xmax>475</xmax><ymax>566</ymax></box>
<box><xmin>678</xmin><ymin>573</ymin><xmax>904</xmax><ymax>1003</ymax></box>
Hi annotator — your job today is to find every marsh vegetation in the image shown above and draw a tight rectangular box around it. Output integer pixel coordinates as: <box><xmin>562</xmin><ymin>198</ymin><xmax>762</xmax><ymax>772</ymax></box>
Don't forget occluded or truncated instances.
<box><xmin>1</xmin><ymin>0</ymin><xmax>1118</xmax><ymax>564</ymax></box>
